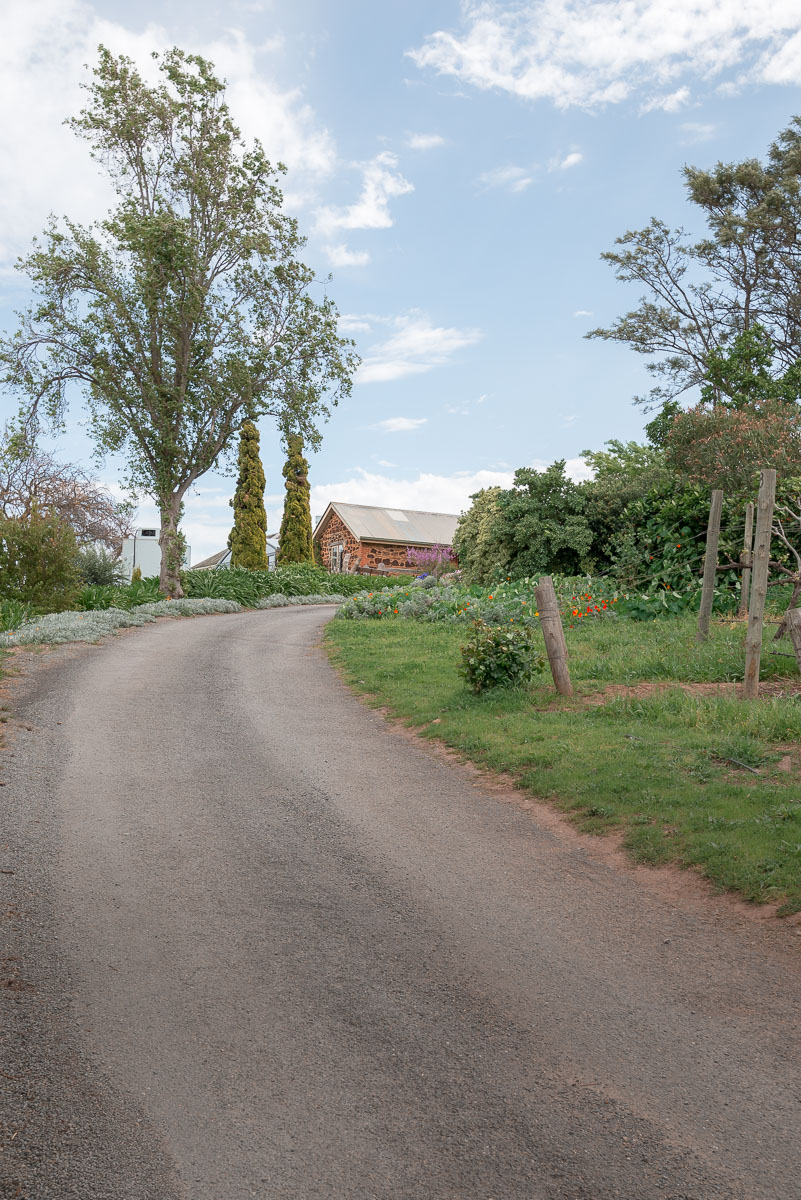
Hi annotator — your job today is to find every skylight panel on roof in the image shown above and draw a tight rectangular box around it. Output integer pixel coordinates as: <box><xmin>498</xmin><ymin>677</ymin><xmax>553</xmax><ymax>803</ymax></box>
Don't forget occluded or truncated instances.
<box><xmin>386</xmin><ymin>510</ymin><xmax>408</xmax><ymax>521</ymax></box>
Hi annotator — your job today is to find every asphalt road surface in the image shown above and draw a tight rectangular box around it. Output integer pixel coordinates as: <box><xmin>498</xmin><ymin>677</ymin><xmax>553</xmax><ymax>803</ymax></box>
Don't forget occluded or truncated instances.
<box><xmin>2</xmin><ymin>606</ymin><xmax>801</xmax><ymax>1200</ymax></box>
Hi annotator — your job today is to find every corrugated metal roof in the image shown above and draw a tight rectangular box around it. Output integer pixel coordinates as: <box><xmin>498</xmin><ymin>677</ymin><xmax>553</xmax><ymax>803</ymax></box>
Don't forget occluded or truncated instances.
<box><xmin>320</xmin><ymin>502</ymin><xmax>458</xmax><ymax>546</ymax></box>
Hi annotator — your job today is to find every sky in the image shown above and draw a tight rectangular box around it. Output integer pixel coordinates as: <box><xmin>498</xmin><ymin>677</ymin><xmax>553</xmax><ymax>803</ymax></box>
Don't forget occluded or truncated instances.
<box><xmin>2</xmin><ymin>0</ymin><xmax>801</xmax><ymax>562</ymax></box>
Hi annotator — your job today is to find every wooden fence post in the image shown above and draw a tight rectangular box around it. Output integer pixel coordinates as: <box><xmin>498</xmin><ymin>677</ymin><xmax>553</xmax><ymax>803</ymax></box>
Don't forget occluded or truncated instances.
<box><xmin>696</xmin><ymin>489</ymin><xmax>723</xmax><ymax>643</ymax></box>
<box><xmin>737</xmin><ymin>501</ymin><xmax>754</xmax><ymax>619</ymax></box>
<box><xmin>743</xmin><ymin>469</ymin><xmax>777</xmax><ymax>700</ymax></box>
<box><xmin>534</xmin><ymin>575</ymin><xmax>573</xmax><ymax>697</ymax></box>
<box><xmin>784</xmin><ymin>609</ymin><xmax>801</xmax><ymax>675</ymax></box>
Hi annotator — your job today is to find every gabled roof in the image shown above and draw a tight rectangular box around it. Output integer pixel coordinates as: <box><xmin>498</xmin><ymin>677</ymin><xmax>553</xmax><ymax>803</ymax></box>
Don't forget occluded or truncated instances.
<box><xmin>314</xmin><ymin>502</ymin><xmax>458</xmax><ymax>547</ymax></box>
<box><xmin>191</xmin><ymin>536</ymin><xmax>279</xmax><ymax>570</ymax></box>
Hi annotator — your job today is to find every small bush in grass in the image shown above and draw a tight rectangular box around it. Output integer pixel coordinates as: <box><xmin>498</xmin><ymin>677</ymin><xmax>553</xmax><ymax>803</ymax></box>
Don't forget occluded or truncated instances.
<box><xmin>459</xmin><ymin>619</ymin><xmax>544</xmax><ymax>694</ymax></box>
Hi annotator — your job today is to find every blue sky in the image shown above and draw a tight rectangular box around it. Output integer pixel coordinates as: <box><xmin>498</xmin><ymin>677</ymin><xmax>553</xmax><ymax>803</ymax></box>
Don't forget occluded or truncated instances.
<box><xmin>2</xmin><ymin>1</ymin><xmax>801</xmax><ymax>561</ymax></box>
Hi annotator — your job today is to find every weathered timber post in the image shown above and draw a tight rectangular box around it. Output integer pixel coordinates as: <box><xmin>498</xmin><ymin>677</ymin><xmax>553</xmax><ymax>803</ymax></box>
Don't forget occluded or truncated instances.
<box><xmin>743</xmin><ymin>469</ymin><xmax>777</xmax><ymax>700</ymax></box>
<box><xmin>784</xmin><ymin>609</ymin><xmax>801</xmax><ymax>674</ymax></box>
<box><xmin>737</xmin><ymin>501</ymin><xmax>754</xmax><ymax>619</ymax></box>
<box><xmin>534</xmin><ymin>575</ymin><xmax>573</xmax><ymax>697</ymax></box>
<box><xmin>696</xmin><ymin>489</ymin><xmax>723</xmax><ymax>643</ymax></box>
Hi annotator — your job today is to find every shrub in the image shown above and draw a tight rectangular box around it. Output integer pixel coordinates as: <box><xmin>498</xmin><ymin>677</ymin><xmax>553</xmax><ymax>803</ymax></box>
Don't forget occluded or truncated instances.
<box><xmin>76</xmin><ymin>545</ymin><xmax>127</xmax><ymax>586</ymax></box>
<box><xmin>406</xmin><ymin>543</ymin><xmax>455</xmax><ymax>578</ymax></box>
<box><xmin>229</xmin><ymin>421</ymin><xmax>269</xmax><ymax>568</ymax></box>
<box><xmin>77</xmin><ymin>584</ymin><xmax>118</xmax><ymax>610</ymax></box>
<box><xmin>0</xmin><ymin>598</ymin><xmax>35</xmax><ymax>632</ymax></box>
<box><xmin>276</xmin><ymin>435</ymin><xmax>314</xmax><ymax>564</ymax></box>
<box><xmin>0</xmin><ymin>509</ymin><xmax>81</xmax><ymax>612</ymax></box>
<box><xmin>459</xmin><ymin>619</ymin><xmax>544</xmax><ymax>694</ymax></box>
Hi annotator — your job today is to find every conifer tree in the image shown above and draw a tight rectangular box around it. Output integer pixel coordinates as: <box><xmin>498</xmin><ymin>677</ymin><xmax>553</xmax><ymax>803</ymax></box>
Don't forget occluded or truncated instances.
<box><xmin>229</xmin><ymin>421</ymin><xmax>268</xmax><ymax>568</ymax></box>
<box><xmin>277</xmin><ymin>434</ymin><xmax>314</xmax><ymax>564</ymax></box>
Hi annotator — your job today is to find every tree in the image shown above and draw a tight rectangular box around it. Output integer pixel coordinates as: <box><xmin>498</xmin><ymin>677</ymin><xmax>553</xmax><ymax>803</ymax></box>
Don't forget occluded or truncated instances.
<box><xmin>0</xmin><ymin>430</ymin><xmax>132</xmax><ymax>551</ymax></box>
<box><xmin>498</xmin><ymin>461</ymin><xmax>593</xmax><ymax>579</ymax></box>
<box><xmin>276</xmin><ymin>434</ymin><xmax>313</xmax><ymax>564</ymax></box>
<box><xmin>588</xmin><ymin>119</ymin><xmax>801</xmax><ymax>412</ymax></box>
<box><xmin>228</xmin><ymin>420</ymin><xmax>268</xmax><ymax>569</ymax></box>
<box><xmin>1</xmin><ymin>48</ymin><xmax>357</xmax><ymax>595</ymax></box>
<box><xmin>453</xmin><ymin>487</ymin><xmax>510</xmax><ymax>584</ymax></box>
<box><xmin>665</xmin><ymin>327</ymin><xmax>801</xmax><ymax>494</ymax></box>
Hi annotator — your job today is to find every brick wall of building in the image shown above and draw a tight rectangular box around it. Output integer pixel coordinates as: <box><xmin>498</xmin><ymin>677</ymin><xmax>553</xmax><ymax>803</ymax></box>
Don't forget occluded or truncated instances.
<box><xmin>361</xmin><ymin>541</ymin><xmax>413</xmax><ymax>572</ymax></box>
<box><xmin>318</xmin><ymin>511</ymin><xmax>360</xmax><ymax>571</ymax></box>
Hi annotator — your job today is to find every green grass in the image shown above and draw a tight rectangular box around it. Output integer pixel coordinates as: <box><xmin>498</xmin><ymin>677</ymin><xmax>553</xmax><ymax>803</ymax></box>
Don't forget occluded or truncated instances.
<box><xmin>326</xmin><ymin>612</ymin><xmax>801</xmax><ymax>910</ymax></box>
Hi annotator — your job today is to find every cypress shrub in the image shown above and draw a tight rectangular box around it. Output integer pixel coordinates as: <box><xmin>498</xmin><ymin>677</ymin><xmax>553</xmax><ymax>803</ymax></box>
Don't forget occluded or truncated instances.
<box><xmin>229</xmin><ymin>421</ymin><xmax>269</xmax><ymax>569</ymax></box>
<box><xmin>277</xmin><ymin>435</ymin><xmax>314</xmax><ymax>564</ymax></box>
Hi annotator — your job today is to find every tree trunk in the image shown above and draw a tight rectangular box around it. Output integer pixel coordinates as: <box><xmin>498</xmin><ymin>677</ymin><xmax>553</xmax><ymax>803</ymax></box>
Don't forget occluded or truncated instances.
<box><xmin>159</xmin><ymin>493</ymin><xmax>185</xmax><ymax>597</ymax></box>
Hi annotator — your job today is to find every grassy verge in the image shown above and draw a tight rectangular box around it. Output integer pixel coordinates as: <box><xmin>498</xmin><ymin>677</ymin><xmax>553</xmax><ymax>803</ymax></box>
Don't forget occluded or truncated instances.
<box><xmin>326</xmin><ymin>612</ymin><xmax>801</xmax><ymax>914</ymax></box>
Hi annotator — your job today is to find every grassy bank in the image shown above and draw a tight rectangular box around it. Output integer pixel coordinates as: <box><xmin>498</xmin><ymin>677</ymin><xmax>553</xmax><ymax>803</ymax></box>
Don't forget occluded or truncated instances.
<box><xmin>326</xmin><ymin>612</ymin><xmax>801</xmax><ymax>913</ymax></box>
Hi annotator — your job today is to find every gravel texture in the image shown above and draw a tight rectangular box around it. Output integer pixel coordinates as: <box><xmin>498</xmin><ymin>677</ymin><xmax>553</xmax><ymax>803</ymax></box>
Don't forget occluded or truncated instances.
<box><xmin>1</xmin><ymin>607</ymin><xmax>801</xmax><ymax>1199</ymax></box>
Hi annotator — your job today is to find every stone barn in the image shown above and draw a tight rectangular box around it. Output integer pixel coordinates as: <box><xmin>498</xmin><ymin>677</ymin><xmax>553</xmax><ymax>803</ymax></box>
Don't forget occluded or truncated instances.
<box><xmin>313</xmin><ymin>502</ymin><xmax>459</xmax><ymax>575</ymax></box>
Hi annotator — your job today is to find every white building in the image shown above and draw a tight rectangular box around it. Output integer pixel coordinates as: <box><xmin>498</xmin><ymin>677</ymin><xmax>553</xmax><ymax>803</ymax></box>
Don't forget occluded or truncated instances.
<box><xmin>120</xmin><ymin>528</ymin><xmax>192</xmax><ymax>582</ymax></box>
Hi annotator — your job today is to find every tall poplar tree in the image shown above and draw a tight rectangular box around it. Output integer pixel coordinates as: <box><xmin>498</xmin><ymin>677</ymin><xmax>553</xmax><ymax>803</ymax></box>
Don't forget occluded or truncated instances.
<box><xmin>1</xmin><ymin>48</ymin><xmax>356</xmax><ymax>595</ymax></box>
<box><xmin>228</xmin><ymin>421</ymin><xmax>268</xmax><ymax>569</ymax></box>
<box><xmin>276</xmin><ymin>434</ymin><xmax>314</xmax><ymax>564</ymax></box>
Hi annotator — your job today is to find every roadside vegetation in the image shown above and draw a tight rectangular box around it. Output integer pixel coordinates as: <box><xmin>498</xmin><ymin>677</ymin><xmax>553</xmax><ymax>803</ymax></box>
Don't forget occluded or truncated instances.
<box><xmin>0</xmin><ymin>566</ymin><xmax>408</xmax><ymax>646</ymax></box>
<box><xmin>328</xmin><ymin>596</ymin><xmax>801</xmax><ymax>914</ymax></box>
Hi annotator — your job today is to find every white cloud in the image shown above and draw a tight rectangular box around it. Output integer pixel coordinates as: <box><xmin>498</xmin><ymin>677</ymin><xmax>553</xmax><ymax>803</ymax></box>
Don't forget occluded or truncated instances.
<box><xmin>371</xmin><ymin>417</ymin><xmax>428</xmax><ymax>433</ymax></box>
<box><xmin>573</xmin><ymin>308</ymin><xmax>593</xmax><ymax>317</ymax></box>
<box><xmin>338</xmin><ymin>314</ymin><xmax>376</xmax><ymax>334</ymax></box>
<box><xmin>409</xmin><ymin>2</ymin><xmax>801</xmax><ymax>111</ymax></box>
<box><xmin>0</xmin><ymin>1</ymin><xmax>336</xmax><ymax>268</ymax></box>
<box><xmin>406</xmin><ymin>132</ymin><xmax>447</xmax><ymax>150</ymax></box>
<box><xmin>356</xmin><ymin>311</ymin><xmax>483</xmax><ymax>384</ymax></box>
<box><xmin>679</xmin><ymin>120</ymin><xmax>718</xmax><ymax>143</ymax></box>
<box><xmin>640</xmin><ymin>85</ymin><xmax>691</xmax><ymax>113</ymax></box>
<box><xmin>325</xmin><ymin>243</ymin><xmax>370</xmax><ymax>268</ymax></box>
<box><xmin>316</xmin><ymin>151</ymin><xmax>414</xmax><ymax>236</ymax></box>
<box><xmin>309</xmin><ymin>461</ymin><xmax>592</xmax><ymax>517</ymax></box>
<box><xmin>478</xmin><ymin>164</ymin><xmax>535</xmax><ymax>192</ymax></box>
<box><xmin>551</xmin><ymin>150</ymin><xmax>583</xmax><ymax>170</ymax></box>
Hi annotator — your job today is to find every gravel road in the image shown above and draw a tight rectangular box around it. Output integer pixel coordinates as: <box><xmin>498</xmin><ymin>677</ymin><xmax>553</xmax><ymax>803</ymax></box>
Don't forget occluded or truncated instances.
<box><xmin>2</xmin><ymin>606</ymin><xmax>801</xmax><ymax>1199</ymax></box>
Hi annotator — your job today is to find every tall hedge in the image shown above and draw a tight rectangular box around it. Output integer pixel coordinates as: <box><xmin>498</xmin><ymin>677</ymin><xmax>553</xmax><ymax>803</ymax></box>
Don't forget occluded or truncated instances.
<box><xmin>277</xmin><ymin>434</ymin><xmax>314</xmax><ymax>564</ymax></box>
<box><xmin>229</xmin><ymin>421</ymin><xmax>269</xmax><ymax>569</ymax></box>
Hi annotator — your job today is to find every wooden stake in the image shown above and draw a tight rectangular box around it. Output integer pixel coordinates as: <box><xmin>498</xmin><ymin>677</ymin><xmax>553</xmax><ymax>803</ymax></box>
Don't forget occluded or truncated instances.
<box><xmin>737</xmin><ymin>501</ymin><xmax>754</xmax><ymax>619</ymax></box>
<box><xmin>743</xmin><ymin>469</ymin><xmax>777</xmax><ymax>700</ymax></box>
<box><xmin>784</xmin><ymin>608</ymin><xmax>801</xmax><ymax>675</ymax></box>
<box><xmin>696</xmin><ymin>489</ymin><xmax>723</xmax><ymax>643</ymax></box>
<box><xmin>534</xmin><ymin>575</ymin><xmax>573</xmax><ymax>696</ymax></box>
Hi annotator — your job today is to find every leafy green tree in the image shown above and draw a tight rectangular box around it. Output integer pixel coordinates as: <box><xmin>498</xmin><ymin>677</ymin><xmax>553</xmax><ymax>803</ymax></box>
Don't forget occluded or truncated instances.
<box><xmin>665</xmin><ymin>327</ymin><xmax>801</xmax><ymax>494</ymax></box>
<box><xmin>1</xmin><ymin>48</ymin><xmax>356</xmax><ymax>596</ymax></box>
<box><xmin>580</xmin><ymin>440</ymin><xmax>671</xmax><ymax>569</ymax></box>
<box><xmin>453</xmin><ymin>487</ymin><xmax>510</xmax><ymax>584</ymax></box>
<box><xmin>498</xmin><ymin>461</ymin><xmax>593</xmax><ymax>579</ymax></box>
<box><xmin>228</xmin><ymin>421</ymin><xmax>268</xmax><ymax>569</ymax></box>
<box><xmin>277</xmin><ymin>435</ymin><xmax>314</xmax><ymax>564</ymax></box>
<box><xmin>581</xmin><ymin>438</ymin><xmax>665</xmax><ymax>478</ymax></box>
<box><xmin>0</xmin><ymin>509</ymin><xmax>81</xmax><ymax>612</ymax></box>
<box><xmin>588</xmin><ymin>120</ymin><xmax>801</xmax><ymax>412</ymax></box>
